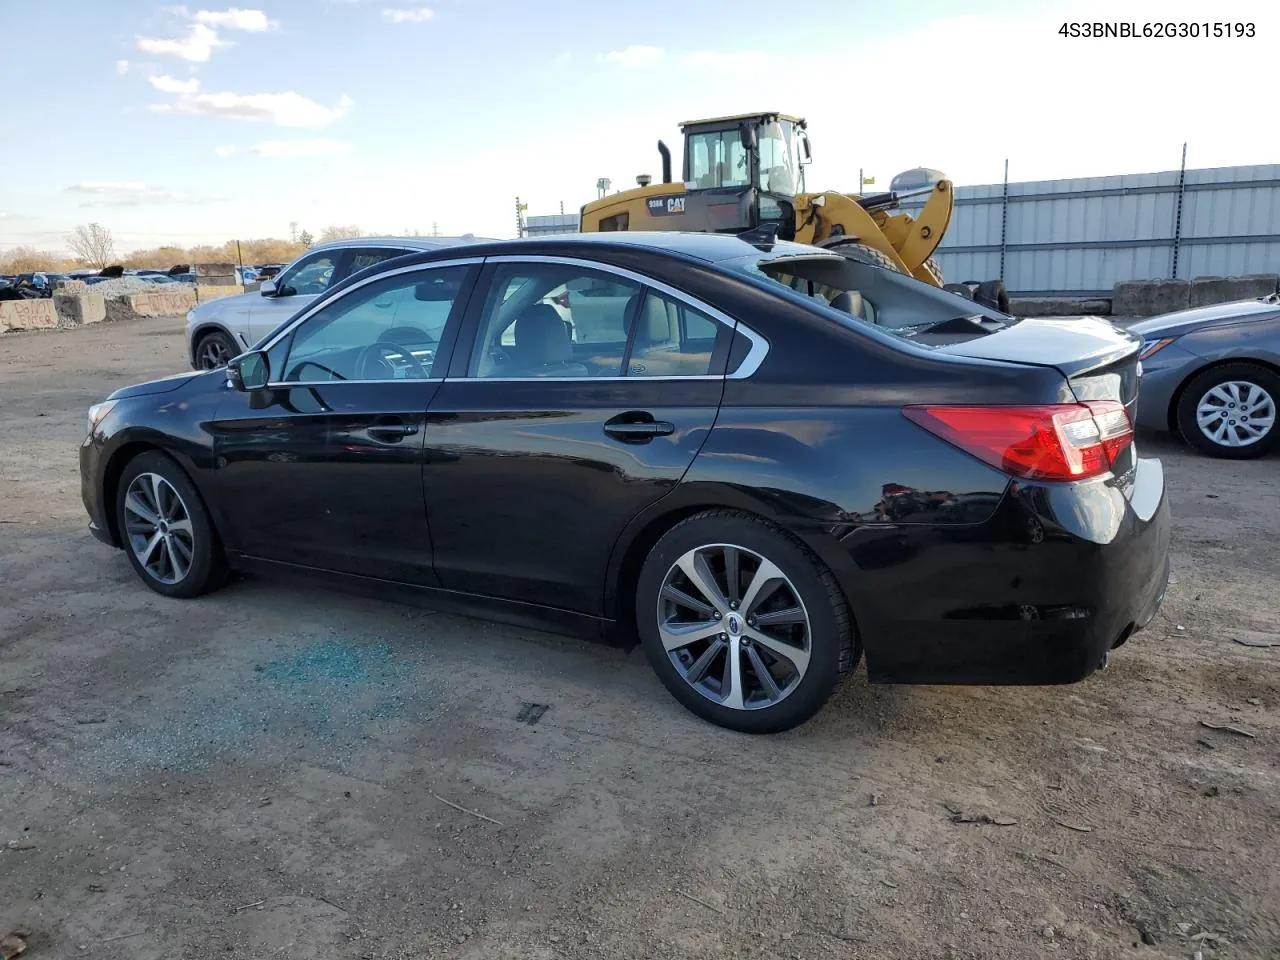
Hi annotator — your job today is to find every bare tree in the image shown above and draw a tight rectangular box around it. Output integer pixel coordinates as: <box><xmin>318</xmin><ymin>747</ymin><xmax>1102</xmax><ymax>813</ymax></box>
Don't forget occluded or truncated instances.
<box><xmin>298</xmin><ymin>229</ymin><xmax>314</xmax><ymax>247</ymax></box>
<box><xmin>318</xmin><ymin>224</ymin><xmax>363</xmax><ymax>243</ymax></box>
<box><xmin>68</xmin><ymin>223</ymin><xmax>117</xmax><ymax>269</ymax></box>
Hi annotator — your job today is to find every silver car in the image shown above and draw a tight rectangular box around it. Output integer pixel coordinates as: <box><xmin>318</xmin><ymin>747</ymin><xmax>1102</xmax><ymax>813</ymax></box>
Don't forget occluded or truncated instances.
<box><xmin>1132</xmin><ymin>295</ymin><xmax>1280</xmax><ymax>458</ymax></box>
<box><xmin>184</xmin><ymin>235</ymin><xmax>488</xmax><ymax>369</ymax></box>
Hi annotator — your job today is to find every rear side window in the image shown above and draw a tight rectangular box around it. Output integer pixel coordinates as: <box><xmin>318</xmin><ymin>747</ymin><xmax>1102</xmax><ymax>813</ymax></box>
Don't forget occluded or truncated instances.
<box><xmin>624</xmin><ymin>292</ymin><xmax>723</xmax><ymax>378</ymax></box>
<box><xmin>347</xmin><ymin>247</ymin><xmax>412</xmax><ymax>275</ymax></box>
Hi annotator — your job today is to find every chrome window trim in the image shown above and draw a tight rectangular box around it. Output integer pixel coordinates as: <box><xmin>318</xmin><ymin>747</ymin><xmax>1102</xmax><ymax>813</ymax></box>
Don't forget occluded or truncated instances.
<box><xmin>245</xmin><ymin>257</ymin><xmax>482</xmax><ymax>389</ymax></box>
<box><xmin>468</xmin><ymin>255</ymin><xmax>769</xmax><ymax>382</ymax></box>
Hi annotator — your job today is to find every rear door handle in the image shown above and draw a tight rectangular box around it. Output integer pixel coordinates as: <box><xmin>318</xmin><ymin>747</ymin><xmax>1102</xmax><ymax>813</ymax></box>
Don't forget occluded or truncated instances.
<box><xmin>368</xmin><ymin>419</ymin><xmax>419</xmax><ymax>442</ymax></box>
<box><xmin>604</xmin><ymin>414</ymin><xmax>675</xmax><ymax>443</ymax></box>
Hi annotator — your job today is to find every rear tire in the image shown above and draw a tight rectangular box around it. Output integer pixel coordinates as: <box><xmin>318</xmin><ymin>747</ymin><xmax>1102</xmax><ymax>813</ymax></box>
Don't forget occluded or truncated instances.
<box><xmin>829</xmin><ymin>242</ymin><xmax>901</xmax><ymax>274</ymax></box>
<box><xmin>943</xmin><ymin>282</ymin><xmax>974</xmax><ymax>299</ymax></box>
<box><xmin>116</xmin><ymin>451</ymin><xmax>227</xmax><ymax>598</ymax></box>
<box><xmin>974</xmin><ymin>279</ymin><xmax>1010</xmax><ymax>313</ymax></box>
<box><xmin>1176</xmin><ymin>362</ymin><xmax>1279</xmax><ymax>459</ymax></box>
<box><xmin>635</xmin><ymin>510</ymin><xmax>857</xmax><ymax>733</ymax></box>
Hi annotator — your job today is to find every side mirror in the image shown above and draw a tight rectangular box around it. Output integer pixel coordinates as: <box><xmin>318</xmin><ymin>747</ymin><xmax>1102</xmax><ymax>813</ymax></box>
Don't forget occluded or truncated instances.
<box><xmin>258</xmin><ymin>278</ymin><xmax>277</xmax><ymax>297</ymax></box>
<box><xmin>739</xmin><ymin>123</ymin><xmax>757</xmax><ymax>151</ymax></box>
<box><xmin>227</xmin><ymin>351</ymin><xmax>270</xmax><ymax>392</ymax></box>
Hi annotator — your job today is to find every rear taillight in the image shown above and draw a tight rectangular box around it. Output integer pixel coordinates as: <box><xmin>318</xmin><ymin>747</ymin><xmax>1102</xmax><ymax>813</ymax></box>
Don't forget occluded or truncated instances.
<box><xmin>903</xmin><ymin>402</ymin><xmax>1133</xmax><ymax>481</ymax></box>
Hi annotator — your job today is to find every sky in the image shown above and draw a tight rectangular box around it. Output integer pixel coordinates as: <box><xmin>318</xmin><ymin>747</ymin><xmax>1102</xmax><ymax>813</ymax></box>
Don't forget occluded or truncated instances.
<box><xmin>0</xmin><ymin>0</ymin><xmax>1275</xmax><ymax>254</ymax></box>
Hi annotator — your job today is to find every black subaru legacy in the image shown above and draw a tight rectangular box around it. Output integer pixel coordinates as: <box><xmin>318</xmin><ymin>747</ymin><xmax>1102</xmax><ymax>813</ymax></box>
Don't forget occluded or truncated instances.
<box><xmin>80</xmin><ymin>232</ymin><xmax>1170</xmax><ymax>733</ymax></box>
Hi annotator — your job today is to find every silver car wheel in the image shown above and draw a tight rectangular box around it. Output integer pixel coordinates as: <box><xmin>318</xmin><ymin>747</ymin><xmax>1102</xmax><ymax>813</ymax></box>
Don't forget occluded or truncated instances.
<box><xmin>1196</xmin><ymin>380</ymin><xmax>1276</xmax><ymax>448</ymax></box>
<box><xmin>657</xmin><ymin>543</ymin><xmax>811</xmax><ymax>711</ymax></box>
<box><xmin>123</xmin><ymin>472</ymin><xmax>195</xmax><ymax>584</ymax></box>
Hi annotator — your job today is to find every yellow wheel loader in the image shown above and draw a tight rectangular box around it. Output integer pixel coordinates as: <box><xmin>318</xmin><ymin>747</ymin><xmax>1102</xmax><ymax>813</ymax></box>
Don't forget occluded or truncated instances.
<box><xmin>578</xmin><ymin>112</ymin><xmax>1009</xmax><ymax>311</ymax></box>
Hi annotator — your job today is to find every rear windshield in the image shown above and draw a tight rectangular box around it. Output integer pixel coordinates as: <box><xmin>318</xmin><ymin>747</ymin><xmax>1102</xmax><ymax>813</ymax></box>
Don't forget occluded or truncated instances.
<box><xmin>722</xmin><ymin>250</ymin><xmax>1013</xmax><ymax>339</ymax></box>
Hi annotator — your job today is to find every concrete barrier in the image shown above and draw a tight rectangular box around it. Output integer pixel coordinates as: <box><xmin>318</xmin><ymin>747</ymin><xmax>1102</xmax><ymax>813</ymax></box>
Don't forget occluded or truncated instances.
<box><xmin>57</xmin><ymin>279</ymin><xmax>89</xmax><ymax>295</ymax></box>
<box><xmin>127</xmin><ymin>288</ymin><xmax>198</xmax><ymax>317</ymax></box>
<box><xmin>1111</xmin><ymin>280</ymin><xmax>1191</xmax><ymax>317</ymax></box>
<box><xmin>53</xmin><ymin>291</ymin><xmax>106</xmax><ymax>326</ymax></box>
<box><xmin>194</xmin><ymin>284</ymin><xmax>245</xmax><ymax>302</ymax></box>
<box><xmin>1189</xmin><ymin>274</ymin><xmax>1279</xmax><ymax>307</ymax></box>
<box><xmin>1010</xmin><ymin>296</ymin><xmax>1112</xmax><ymax>317</ymax></box>
<box><xmin>0</xmin><ymin>299</ymin><xmax>59</xmax><ymax>333</ymax></box>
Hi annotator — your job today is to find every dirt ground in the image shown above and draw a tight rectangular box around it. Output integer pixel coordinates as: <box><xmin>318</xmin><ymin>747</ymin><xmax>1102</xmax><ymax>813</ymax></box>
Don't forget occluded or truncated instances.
<box><xmin>1</xmin><ymin>316</ymin><xmax>1277</xmax><ymax>960</ymax></box>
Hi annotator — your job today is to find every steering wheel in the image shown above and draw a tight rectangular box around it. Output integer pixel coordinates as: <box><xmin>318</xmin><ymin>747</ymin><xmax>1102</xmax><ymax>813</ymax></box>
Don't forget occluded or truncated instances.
<box><xmin>353</xmin><ymin>340</ymin><xmax>432</xmax><ymax>380</ymax></box>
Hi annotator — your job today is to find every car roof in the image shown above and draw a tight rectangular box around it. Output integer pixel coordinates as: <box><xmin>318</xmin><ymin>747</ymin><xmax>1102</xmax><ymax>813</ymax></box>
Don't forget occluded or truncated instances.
<box><xmin>375</xmin><ymin>231</ymin><xmax>836</xmax><ymax>267</ymax></box>
<box><xmin>307</xmin><ymin>234</ymin><xmax>495</xmax><ymax>254</ymax></box>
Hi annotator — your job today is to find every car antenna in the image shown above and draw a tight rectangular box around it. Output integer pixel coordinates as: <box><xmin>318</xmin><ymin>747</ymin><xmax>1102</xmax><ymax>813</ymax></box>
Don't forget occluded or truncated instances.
<box><xmin>739</xmin><ymin>223</ymin><xmax>780</xmax><ymax>251</ymax></box>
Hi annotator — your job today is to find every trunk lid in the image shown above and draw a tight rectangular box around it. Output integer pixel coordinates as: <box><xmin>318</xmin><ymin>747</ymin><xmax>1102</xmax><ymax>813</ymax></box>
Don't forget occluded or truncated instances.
<box><xmin>930</xmin><ymin>316</ymin><xmax>1143</xmax><ymax>480</ymax></box>
<box><xmin>931</xmin><ymin>316</ymin><xmax>1142</xmax><ymax>405</ymax></box>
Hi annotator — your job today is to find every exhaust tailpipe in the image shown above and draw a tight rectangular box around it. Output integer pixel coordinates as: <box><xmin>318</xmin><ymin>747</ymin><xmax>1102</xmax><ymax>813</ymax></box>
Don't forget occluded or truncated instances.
<box><xmin>657</xmin><ymin>140</ymin><xmax>672</xmax><ymax>184</ymax></box>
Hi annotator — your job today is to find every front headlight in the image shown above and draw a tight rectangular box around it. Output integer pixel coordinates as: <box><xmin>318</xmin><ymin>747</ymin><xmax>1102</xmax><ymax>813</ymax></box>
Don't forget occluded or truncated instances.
<box><xmin>87</xmin><ymin>400</ymin><xmax>118</xmax><ymax>436</ymax></box>
<box><xmin>1139</xmin><ymin>336</ymin><xmax>1177</xmax><ymax>360</ymax></box>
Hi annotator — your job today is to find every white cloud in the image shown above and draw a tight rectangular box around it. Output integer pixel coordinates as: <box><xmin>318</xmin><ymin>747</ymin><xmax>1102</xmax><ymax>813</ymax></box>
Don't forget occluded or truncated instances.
<box><xmin>149</xmin><ymin>74</ymin><xmax>201</xmax><ymax>94</ymax></box>
<box><xmin>115</xmin><ymin>59</ymin><xmax>131</xmax><ymax>75</ymax></box>
<box><xmin>152</xmin><ymin>90</ymin><xmax>354</xmax><ymax>128</ymax></box>
<box><xmin>193</xmin><ymin>8</ymin><xmax>271</xmax><ymax>31</ymax></box>
<box><xmin>216</xmin><ymin>139</ymin><xmax>354</xmax><ymax>158</ymax></box>
<box><xmin>598</xmin><ymin>45</ymin><xmax>664</xmax><ymax>68</ymax></box>
<box><xmin>136</xmin><ymin>22</ymin><xmax>223</xmax><ymax>62</ymax></box>
<box><xmin>381</xmin><ymin>7</ymin><xmax>433</xmax><ymax>22</ymax></box>
<box><xmin>64</xmin><ymin>182</ymin><xmax>193</xmax><ymax>207</ymax></box>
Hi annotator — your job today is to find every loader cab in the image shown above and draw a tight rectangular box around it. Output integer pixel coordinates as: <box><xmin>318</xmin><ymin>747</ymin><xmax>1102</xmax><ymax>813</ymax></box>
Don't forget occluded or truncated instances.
<box><xmin>681</xmin><ymin>113</ymin><xmax>810</xmax><ymax>240</ymax></box>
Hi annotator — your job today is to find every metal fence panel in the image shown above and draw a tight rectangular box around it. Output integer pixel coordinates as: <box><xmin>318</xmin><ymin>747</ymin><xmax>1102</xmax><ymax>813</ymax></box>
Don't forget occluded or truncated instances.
<box><xmin>903</xmin><ymin>164</ymin><xmax>1280</xmax><ymax>296</ymax></box>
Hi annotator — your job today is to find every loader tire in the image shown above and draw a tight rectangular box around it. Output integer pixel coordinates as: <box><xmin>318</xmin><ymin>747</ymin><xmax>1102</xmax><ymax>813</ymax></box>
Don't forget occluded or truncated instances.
<box><xmin>943</xmin><ymin>282</ymin><xmax>974</xmax><ymax>299</ymax></box>
<box><xmin>974</xmin><ymin>279</ymin><xmax>1010</xmax><ymax>313</ymax></box>
<box><xmin>829</xmin><ymin>242</ymin><xmax>901</xmax><ymax>273</ymax></box>
<box><xmin>923</xmin><ymin>256</ymin><xmax>944</xmax><ymax>285</ymax></box>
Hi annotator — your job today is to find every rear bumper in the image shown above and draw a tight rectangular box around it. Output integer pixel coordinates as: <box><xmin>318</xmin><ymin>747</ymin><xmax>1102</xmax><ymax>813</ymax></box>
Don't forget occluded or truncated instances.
<box><xmin>849</xmin><ymin>457</ymin><xmax>1171</xmax><ymax>685</ymax></box>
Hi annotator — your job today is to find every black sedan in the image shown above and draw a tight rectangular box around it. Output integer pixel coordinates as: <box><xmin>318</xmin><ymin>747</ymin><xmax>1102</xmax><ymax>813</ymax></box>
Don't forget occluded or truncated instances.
<box><xmin>80</xmin><ymin>233</ymin><xmax>1170</xmax><ymax>733</ymax></box>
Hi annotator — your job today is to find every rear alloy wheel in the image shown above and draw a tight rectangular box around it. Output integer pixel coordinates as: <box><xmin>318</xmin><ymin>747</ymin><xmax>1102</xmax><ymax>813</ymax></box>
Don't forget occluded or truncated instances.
<box><xmin>1177</xmin><ymin>363</ymin><xmax>1279</xmax><ymax>459</ymax></box>
<box><xmin>116</xmin><ymin>451</ymin><xmax>226</xmax><ymax>597</ymax></box>
<box><xmin>636</xmin><ymin>511</ymin><xmax>856</xmax><ymax>733</ymax></box>
<box><xmin>195</xmin><ymin>330</ymin><xmax>238</xmax><ymax>370</ymax></box>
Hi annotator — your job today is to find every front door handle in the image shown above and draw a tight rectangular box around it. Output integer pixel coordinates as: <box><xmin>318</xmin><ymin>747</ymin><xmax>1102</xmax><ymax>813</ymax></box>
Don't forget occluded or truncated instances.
<box><xmin>604</xmin><ymin>413</ymin><xmax>675</xmax><ymax>443</ymax></box>
<box><xmin>368</xmin><ymin>418</ymin><xmax>419</xmax><ymax>442</ymax></box>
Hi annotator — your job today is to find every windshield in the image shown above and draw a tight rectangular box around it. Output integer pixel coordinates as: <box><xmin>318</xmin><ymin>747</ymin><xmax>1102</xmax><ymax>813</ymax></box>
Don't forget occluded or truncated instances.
<box><xmin>724</xmin><ymin>251</ymin><xmax>1014</xmax><ymax>339</ymax></box>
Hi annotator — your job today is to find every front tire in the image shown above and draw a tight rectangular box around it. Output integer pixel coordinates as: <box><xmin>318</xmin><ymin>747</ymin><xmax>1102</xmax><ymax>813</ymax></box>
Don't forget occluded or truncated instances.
<box><xmin>195</xmin><ymin>329</ymin><xmax>238</xmax><ymax>370</ymax></box>
<box><xmin>1176</xmin><ymin>362</ymin><xmax>1279</xmax><ymax>459</ymax></box>
<box><xmin>828</xmin><ymin>241</ymin><xmax>901</xmax><ymax>274</ymax></box>
<box><xmin>116</xmin><ymin>451</ymin><xmax>227</xmax><ymax>598</ymax></box>
<box><xmin>635</xmin><ymin>510</ymin><xmax>856</xmax><ymax>733</ymax></box>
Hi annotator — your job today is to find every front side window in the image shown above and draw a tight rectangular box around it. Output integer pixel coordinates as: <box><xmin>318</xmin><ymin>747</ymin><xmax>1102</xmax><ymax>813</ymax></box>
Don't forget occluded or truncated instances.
<box><xmin>276</xmin><ymin>251</ymin><xmax>338</xmax><ymax>297</ymax></box>
<box><xmin>688</xmin><ymin>130</ymin><xmax>749</xmax><ymax>189</ymax></box>
<box><xmin>279</xmin><ymin>266</ymin><xmax>469</xmax><ymax>382</ymax></box>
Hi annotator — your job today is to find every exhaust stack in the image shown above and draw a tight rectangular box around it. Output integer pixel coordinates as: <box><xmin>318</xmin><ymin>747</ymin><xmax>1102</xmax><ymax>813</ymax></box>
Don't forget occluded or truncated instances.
<box><xmin>657</xmin><ymin>140</ymin><xmax>672</xmax><ymax>184</ymax></box>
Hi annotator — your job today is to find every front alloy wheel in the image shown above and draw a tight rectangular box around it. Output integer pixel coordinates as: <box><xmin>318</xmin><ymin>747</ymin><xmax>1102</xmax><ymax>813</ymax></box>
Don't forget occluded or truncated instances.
<box><xmin>658</xmin><ymin>544</ymin><xmax>811</xmax><ymax>710</ymax></box>
<box><xmin>115</xmin><ymin>450</ymin><xmax>227</xmax><ymax>598</ymax></box>
<box><xmin>195</xmin><ymin>331</ymin><xmax>237</xmax><ymax>370</ymax></box>
<box><xmin>1178</xmin><ymin>362</ymin><xmax>1280</xmax><ymax>459</ymax></box>
<box><xmin>1194</xmin><ymin>380</ymin><xmax>1275</xmax><ymax>449</ymax></box>
<box><xmin>123</xmin><ymin>472</ymin><xmax>195</xmax><ymax>584</ymax></box>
